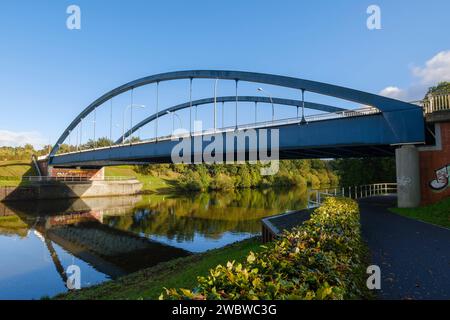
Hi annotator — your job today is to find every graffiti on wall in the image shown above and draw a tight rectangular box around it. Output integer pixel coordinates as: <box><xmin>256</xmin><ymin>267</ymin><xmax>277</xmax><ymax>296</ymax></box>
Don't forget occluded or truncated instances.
<box><xmin>49</xmin><ymin>168</ymin><xmax>104</xmax><ymax>179</ymax></box>
<box><xmin>429</xmin><ymin>164</ymin><xmax>450</xmax><ymax>192</ymax></box>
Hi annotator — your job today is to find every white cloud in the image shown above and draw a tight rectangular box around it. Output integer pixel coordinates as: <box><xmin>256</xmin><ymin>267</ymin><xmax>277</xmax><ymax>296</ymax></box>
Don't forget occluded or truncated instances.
<box><xmin>0</xmin><ymin>130</ymin><xmax>47</xmax><ymax>148</ymax></box>
<box><xmin>412</xmin><ymin>50</ymin><xmax>450</xmax><ymax>85</ymax></box>
<box><xmin>379</xmin><ymin>50</ymin><xmax>450</xmax><ymax>101</ymax></box>
<box><xmin>379</xmin><ymin>86</ymin><xmax>406</xmax><ymax>100</ymax></box>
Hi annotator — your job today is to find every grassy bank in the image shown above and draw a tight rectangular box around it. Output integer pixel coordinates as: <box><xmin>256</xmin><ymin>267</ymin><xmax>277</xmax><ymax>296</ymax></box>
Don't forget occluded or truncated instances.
<box><xmin>0</xmin><ymin>162</ymin><xmax>173</xmax><ymax>191</ymax></box>
<box><xmin>1</xmin><ymin>158</ymin><xmax>337</xmax><ymax>194</ymax></box>
<box><xmin>0</xmin><ymin>160</ymin><xmax>36</xmax><ymax>187</ymax></box>
<box><xmin>55</xmin><ymin>237</ymin><xmax>264</xmax><ymax>300</ymax></box>
<box><xmin>105</xmin><ymin>165</ymin><xmax>177</xmax><ymax>193</ymax></box>
<box><xmin>106</xmin><ymin>164</ymin><xmax>336</xmax><ymax>195</ymax></box>
<box><xmin>390</xmin><ymin>197</ymin><xmax>450</xmax><ymax>229</ymax></box>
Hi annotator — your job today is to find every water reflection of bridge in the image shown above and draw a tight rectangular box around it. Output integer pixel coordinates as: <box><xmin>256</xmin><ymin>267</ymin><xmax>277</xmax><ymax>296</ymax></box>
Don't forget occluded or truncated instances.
<box><xmin>1</xmin><ymin>196</ymin><xmax>190</xmax><ymax>283</ymax></box>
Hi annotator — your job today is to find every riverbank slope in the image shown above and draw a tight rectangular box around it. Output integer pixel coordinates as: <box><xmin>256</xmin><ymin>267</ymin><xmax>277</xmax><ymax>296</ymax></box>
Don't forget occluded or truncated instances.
<box><xmin>54</xmin><ymin>237</ymin><xmax>264</xmax><ymax>300</ymax></box>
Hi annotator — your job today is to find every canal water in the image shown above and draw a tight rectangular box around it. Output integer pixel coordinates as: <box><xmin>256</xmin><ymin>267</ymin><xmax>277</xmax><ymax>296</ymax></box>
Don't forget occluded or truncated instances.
<box><xmin>0</xmin><ymin>186</ymin><xmax>308</xmax><ymax>299</ymax></box>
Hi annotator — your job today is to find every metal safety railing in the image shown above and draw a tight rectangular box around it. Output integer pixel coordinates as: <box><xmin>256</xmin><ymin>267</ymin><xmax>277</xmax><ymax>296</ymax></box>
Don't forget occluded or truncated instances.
<box><xmin>422</xmin><ymin>93</ymin><xmax>450</xmax><ymax>114</ymax></box>
<box><xmin>307</xmin><ymin>183</ymin><xmax>397</xmax><ymax>208</ymax></box>
<box><xmin>56</xmin><ymin>106</ymin><xmax>380</xmax><ymax>156</ymax></box>
<box><xmin>410</xmin><ymin>93</ymin><xmax>450</xmax><ymax>114</ymax></box>
<box><xmin>23</xmin><ymin>176</ymin><xmax>136</xmax><ymax>182</ymax></box>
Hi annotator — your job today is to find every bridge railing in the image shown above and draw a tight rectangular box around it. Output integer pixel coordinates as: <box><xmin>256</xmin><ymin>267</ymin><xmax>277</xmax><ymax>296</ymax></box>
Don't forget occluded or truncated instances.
<box><xmin>410</xmin><ymin>93</ymin><xmax>450</xmax><ymax>114</ymax></box>
<box><xmin>23</xmin><ymin>176</ymin><xmax>136</xmax><ymax>182</ymax></box>
<box><xmin>424</xmin><ymin>93</ymin><xmax>450</xmax><ymax>114</ymax></box>
<box><xmin>307</xmin><ymin>183</ymin><xmax>397</xmax><ymax>208</ymax></box>
<box><xmin>55</xmin><ymin>106</ymin><xmax>381</xmax><ymax>156</ymax></box>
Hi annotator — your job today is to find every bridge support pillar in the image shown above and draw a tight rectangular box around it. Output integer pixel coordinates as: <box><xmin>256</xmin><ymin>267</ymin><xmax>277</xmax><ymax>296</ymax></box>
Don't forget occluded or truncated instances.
<box><xmin>396</xmin><ymin>145</ymin><xmax>421</xmax><ymax>208</ymax></box>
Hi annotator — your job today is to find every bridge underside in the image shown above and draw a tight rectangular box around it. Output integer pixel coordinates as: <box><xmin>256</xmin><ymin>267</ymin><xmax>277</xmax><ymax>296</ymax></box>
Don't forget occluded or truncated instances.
<box><xmin>50</xmin><ymin>147</ymin><xmax>396</xmax><ymax>168</ymax></box>
<box><xmin>50</xmin><ymin>111</ymin><xmax>424</xmax><ymax>167</ymax></box>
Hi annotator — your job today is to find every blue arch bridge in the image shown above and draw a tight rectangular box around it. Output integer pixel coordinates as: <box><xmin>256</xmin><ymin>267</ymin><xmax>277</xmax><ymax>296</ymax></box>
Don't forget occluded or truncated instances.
<box><xmin>43</xmin><ymin>70</ymin><xmax>428</xmax><ymax>207</ymax></box>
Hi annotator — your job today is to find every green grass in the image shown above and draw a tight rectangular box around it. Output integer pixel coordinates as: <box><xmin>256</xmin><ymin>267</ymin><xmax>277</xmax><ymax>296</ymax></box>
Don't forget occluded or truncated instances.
<box><xmin>105</xmin><ymin>166</ymin><xmax>177</xmax><ymax>193</ymax></box>
<box><xmin>0</xmin><ymin>160</ymin><xmax>36</xmax><ymax>187</ymax></box>
<box><xmin>0</xmin><ymin>163</ymin><xmax>176</xmax><ymax>191</ymax></box>
<box><xmin>0</xmin><ymin>160</ymin><xmax>35</xmax><ymax>177</ymax></box>
<box><xmin>390</xmin><ymin>197</ymin><xmax>450</xmax><ymax>229</ymax></box>
<box><xmin>0</xmin><ymin>180</ymin><xmax>22</xmax><ymax>187</ymax></box>
<box><xmin>136</xmin><ymin>174</ymin><xmax>176</xmax><ymax>192</ymax></box>
<box><xmin>104</xmin><ymin>165</ymin><xmax>137</xmax><ymax>178</ymax></box>
<box><xmin>55</xmin><ymin>237</ymin><xmax>264</xmax><ymax>300</ymax></box>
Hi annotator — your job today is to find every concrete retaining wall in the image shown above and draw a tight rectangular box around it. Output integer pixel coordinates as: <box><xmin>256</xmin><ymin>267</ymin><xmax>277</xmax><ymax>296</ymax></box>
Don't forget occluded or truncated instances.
<box><xmin>0</xmin><ymin>180</ymin><xmax>142</xmax><ymax>202</ymax></box>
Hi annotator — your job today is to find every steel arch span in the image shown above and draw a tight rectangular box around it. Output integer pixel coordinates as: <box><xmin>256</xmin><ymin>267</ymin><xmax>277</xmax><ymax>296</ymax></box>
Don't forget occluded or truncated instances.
<box><xmin>49</xmin><ymin>70</ymin><xmax>425</xmax><ymax>166</ymax></box>
<box><xmin>116</xmin><ymin>95</ymin><xmax>347</xmax><ymax>144</ymax></box>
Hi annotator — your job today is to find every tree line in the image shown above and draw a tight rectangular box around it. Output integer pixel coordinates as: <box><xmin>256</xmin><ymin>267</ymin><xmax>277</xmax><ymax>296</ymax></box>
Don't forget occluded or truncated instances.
<box><xmin>136</xmin><ymin>159</ymin><xmax>339</xmax><ymax>192</ymax></box>
<box><xmin>1</xmin><ymin>138</ymin><xmax>397</xmax><ymax>190</ymax></box>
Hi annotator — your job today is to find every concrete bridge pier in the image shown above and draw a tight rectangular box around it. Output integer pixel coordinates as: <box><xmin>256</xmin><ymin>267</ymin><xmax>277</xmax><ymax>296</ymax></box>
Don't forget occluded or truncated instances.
<box><xmin>396</xmin><ymin>145</ymin><xmax>421</xmax><ymax>208</ymax></box>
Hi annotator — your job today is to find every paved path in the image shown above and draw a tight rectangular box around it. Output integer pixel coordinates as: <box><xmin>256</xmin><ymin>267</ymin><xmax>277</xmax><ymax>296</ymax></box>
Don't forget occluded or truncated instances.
<box><xmin>359</xmin><ymin>195</ymin><xmax>450</xmax><ymax>300</ymax></box>
<box><xmin>263</xmin><ymin>208</ymin><xmax>311</xmax><ymax>232</ymax></box>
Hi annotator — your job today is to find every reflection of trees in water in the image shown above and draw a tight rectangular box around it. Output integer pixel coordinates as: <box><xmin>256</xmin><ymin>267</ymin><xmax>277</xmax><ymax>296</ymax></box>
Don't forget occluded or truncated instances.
<box><xmin>104</xmin><ymin>187</ymin><xmax>308</xmax><ymax>241</ymax></box>
<box><xmin>108</xmin><ymin>211</ymin><xmax>261</xmax><ymax>242</ymax></box>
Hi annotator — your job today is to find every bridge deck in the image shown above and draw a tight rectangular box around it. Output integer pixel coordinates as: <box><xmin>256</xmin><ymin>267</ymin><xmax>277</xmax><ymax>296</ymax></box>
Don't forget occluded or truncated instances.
<box><xmin>50</xmin><ymin>110</ymin><xmax>424</xmax><ymax>167</ymax></box>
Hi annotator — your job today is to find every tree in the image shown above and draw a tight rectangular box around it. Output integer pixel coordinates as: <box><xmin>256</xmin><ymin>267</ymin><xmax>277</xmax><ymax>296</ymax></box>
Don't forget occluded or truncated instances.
<box><xmin>210</xmin><ymin>173</ymin><xmax>234</xmax><ymax>190</ymax></box>
<box><xmin>331</xmin><ymin>157</ymin><xmax>395</xmax><ymax>186</ymax></box>
<box><xmin>96</xmin><ymin>137</ymin><xmax>114</xmax><ymax>147</ymax></box>
<box><xmin>24</xmin><ymin>144</ymin><xmax>34</xmax><ymax>151</ymax></box>
<box><xmin>425</xmin><ymin>82</ymin><xmax>450</xmax><ymax>97</ymax></box>
<box><xmin>237</xmin><ymin>166</ymin><xmax>252</xmax><ymax>188</ymax></box>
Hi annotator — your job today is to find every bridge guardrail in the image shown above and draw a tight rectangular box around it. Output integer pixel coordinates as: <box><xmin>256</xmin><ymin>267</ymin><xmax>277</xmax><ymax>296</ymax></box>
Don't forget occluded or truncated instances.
<box><xmin>56</xmin><ymin>106</ymin><xmax>381</xmax><ymax>156</ymax></box>
<box><xmin>23</xmin><ymin>176</ymin><xmax>137</xmax><ymax>182</ymax></box>
<box><xmin>307</xmin><ymin>183</ymin><xmax>397</xmax><ymax>208</ymax></box>
<box><xmin>410</xmin><ymin>93</ymin><xmax>450</xmax><ymax>114</ymax></box>
<box><xmin>423</xmin><ymin>93</ymin><xmax>450</xmax><ymax>114</ymax></box>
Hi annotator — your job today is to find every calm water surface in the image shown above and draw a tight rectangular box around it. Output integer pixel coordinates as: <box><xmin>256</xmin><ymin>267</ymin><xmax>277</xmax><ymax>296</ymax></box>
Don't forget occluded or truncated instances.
<box><xmin>0</xmin><ymin>187</ymin><xmax>308</xmax><ymax>299</ymax></box>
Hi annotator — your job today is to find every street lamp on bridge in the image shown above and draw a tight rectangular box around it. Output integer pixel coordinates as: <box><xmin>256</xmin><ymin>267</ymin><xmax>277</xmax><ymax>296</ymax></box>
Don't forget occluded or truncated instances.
<box><xmin>166</xmin><ymin>110</ymin><xmax>182</xmax><ymax>134</ymax></box>
<box><xmin>257</xmin><ymin>87</ymin><xmax>275</xmax><ymax>122</ymax></box>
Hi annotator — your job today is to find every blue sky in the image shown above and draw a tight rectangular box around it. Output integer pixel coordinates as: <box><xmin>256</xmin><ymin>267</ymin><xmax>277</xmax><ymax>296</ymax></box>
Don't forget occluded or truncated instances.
<box><xmin>0</xmin><ymin>0</ymin><xmax>449</xmax><ymax>147</ymax></box>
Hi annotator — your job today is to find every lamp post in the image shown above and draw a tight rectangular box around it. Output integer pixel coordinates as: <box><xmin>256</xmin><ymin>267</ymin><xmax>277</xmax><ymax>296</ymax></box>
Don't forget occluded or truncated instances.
<box><xmin>257</xmin><ymin>88</ymin><xmax>275</xmax><ymax>122</ymax></box>
<box><xmin>166</xmin><ymin>110</ymin><xmax>182</xmax><ymax>134</ymax></box>
<box><xmin>122</xmin><ymin>104</ymin><xmax>145</xmax><ymax>144</ymax></box>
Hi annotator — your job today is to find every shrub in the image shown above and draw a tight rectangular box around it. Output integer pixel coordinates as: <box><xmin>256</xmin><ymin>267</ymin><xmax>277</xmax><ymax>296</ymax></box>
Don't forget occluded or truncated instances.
<box><xmin>316</xmin><ymin>169</ymin><xmax>331</xmax><ymax>186</ymax></box>
<box><xmin>328</xmin><ymin>171</ymin><xmax>339</xmax><ymax>186</ymax></box>
<box><xmin>308</xmin><ymin>173</ymin><xmax>321</xmax><ymax>189</ymax></box>
<box><xmin>161</xmin><ymin>197</ymin><xmax>367</xmax><ymax>300</ymax></box>
<box><xmin>210</xmin><ymin>173</ymin><xmax>234</xmax><ymax>190</ymax></box>
<box><xmin>293</xmin><ymin>175</ymin><xmax>307</xmax><ymax>188</ymax></box>
<box><xmin>272</xmin><ymin>173</ymin><xmax>295</xmax><ymax>187</ymax></box>
<box><xmin>237</xmin><ymin>167</ymin><xmax>252</xmax><ymax>188</ymax></box>
<box><xmin>178</xmin><ymin>171</ymin><xmax>204</xmax><ymax>192</ymax></box>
